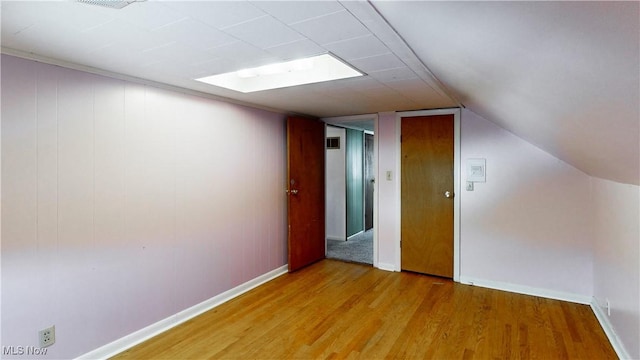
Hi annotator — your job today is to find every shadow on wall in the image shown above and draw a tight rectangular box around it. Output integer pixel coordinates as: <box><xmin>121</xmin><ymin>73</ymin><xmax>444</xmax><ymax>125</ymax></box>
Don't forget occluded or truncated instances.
<box><xmin>460</xmin><ymin>110</ymin><xmax>593</xmax><ymax>295</ymax></box>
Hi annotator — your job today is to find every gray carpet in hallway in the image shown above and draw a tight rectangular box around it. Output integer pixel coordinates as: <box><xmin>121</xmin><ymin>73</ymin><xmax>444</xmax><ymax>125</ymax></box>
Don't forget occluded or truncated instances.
<box><xmin>327</xmin><ymin>230</ymin><xmax>373</xmax><ymax>265</ymax></box>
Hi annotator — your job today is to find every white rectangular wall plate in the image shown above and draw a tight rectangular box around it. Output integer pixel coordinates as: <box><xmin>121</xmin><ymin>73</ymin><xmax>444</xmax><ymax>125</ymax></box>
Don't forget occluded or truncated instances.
<box><xmin>467</xmin><ymin>158</ymin><xmax>486</xmax><ymax>182</ymax></box>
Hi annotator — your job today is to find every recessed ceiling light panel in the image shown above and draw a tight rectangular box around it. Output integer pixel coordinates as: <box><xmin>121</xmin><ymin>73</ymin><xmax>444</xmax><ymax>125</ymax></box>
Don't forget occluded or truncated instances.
<box><xmin>195</xmin><ymin>54</ymin><xmax>364</xmax><ymax>93</ymax></box>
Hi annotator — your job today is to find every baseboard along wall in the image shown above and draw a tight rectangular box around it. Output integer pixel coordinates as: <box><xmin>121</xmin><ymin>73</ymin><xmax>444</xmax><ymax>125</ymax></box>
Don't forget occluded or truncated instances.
<box><xmin>77</xmin><ymin>267</ymin><xmax>630</xmax><ymax>360</ymax></box>
<box><xmin>76</xmin><ymin>265</ymin><xmax>288</xmax><ymax>360</ymax></box>
<box><xmin>376</xmin><ymin>262</ymin><xmax>397</xmax><ymax>272</ymax></box>
<box><xmin>590</xmin><ymin>297</ymin><xmax>632</xmax><ymax>360</ymax></box>
<box><xmin>460</xmin><ymin>276</ymin><xmax>629</xmax><ymax>359</ymax></box>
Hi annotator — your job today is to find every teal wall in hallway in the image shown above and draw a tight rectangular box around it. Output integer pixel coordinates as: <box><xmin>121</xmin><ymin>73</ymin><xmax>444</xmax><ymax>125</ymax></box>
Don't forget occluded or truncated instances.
<box><xmin>346</xmin><ymin>128</ymin><xmax>364</xmax><ymax>237</ymax></box>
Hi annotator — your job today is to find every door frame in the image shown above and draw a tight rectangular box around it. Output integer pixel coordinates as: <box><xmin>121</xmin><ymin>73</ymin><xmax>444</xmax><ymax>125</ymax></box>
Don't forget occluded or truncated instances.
<box><xmin>323</xmin><ymin>113</ymin><xmax>379</xmax><ymax>268</ymax></box>
<box><xmin>396</xmin><ymin>108</ymin><xmax>461</xmax><ymax>282</ymax></box>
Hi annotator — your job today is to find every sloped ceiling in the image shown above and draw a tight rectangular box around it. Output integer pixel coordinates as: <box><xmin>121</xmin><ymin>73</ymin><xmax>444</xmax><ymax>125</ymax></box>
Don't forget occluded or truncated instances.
<box><xmin>373</xmin><ymin>1</ymin><xmax>639</xmax><ymax>185</ymax></box>
<box><xmin>1</xmin><ymin>1</ymin><xmax>638</xmax><ymax>184</ymax></box>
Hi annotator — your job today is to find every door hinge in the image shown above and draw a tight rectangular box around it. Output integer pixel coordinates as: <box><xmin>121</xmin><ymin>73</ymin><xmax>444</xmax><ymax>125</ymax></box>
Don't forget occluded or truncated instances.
<box><xmin>400</xmin><ymin>240</ymin><xmax>402</xmax><ymax>248</ymax></box>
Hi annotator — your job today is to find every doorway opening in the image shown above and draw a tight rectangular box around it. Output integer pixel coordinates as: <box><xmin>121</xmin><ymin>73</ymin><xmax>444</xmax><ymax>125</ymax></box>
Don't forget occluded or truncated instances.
<box><xmin>324</xmin><ymin>116</ymin><xmax>376</xmax><ymax>266</ymax></box>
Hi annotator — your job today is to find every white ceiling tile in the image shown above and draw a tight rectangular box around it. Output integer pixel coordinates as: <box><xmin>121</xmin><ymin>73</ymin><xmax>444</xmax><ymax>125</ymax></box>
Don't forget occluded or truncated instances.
<box><xmin>251</xmin><ymin>1</ymin><xmax>344</xmax><ymax>25</ymax></box>
<box><xmin>1</xmin><ymin>2</ymin><xmax>46</xmax><ymax>34</ymax></box>
<box><xmin>349</xmin><ymin>53</ymin><xmax>406</xmax><ymax>74</ymax></box>
<box><xmin>384</xmin><ymin>78</ymin><xmax>433</xmax><ymax>92</ymax></box>
<box><xmin>141</xmin><ymin>42</ymin><xmax>215</xmax><ymax>67</ymax></box>
<box><xmin>1</xmin><ymin>2</ymin><xmax>114</xmax><ymax>49</ymax></box>
<box><xmin>223</xmin><ymin>16</ymin><xmax>304</xmax><ymax>49</ymax></box>
<box><xmin>113</xmin><ymin>2</ymin><xmax>187</xmax><ymax>31</ymax></box>
<box><xmin>137</xmin><ymin>42</ymin><xmax>180</xmax><ymax>65</ymax></box>
<box><xmin>80</xmin><ymin>19</ymin><xmax>170</xmax><ymax>53</ymax></box>
<box><xmin>69</xmin><ymin>43</ymin><xmax>143</xmax><ymax>71</ymax></box>
<box><xmin>368</xmin><ymin>67</ymin><xmax>418</xmax><ymax>82</ymax></box>
<box><xmin>384</xmin><ymin>78</ymin><xmax>454</xmax><ymax>107</ymax></box>
<box><xmin>208</xmin><ymin>41</ymin><xmax>278</xmax><ymax>68</ymax></box>
<box><xmin>47</xmin><ymin>2</ymin><xmax>115</xmax><ymax>32</ymax></box>
<box><xmin>162</xmin><ymin>1</ymin><xmax>267</xmax><ymax>30</ymax></box>
<box><xmin>323</xmin><ymin>35</ymin><xmax>390</xmax><ymax>61</ymax></box>
<box><xmin>344</xmin><ymin>80</ymin><xmax>390</xmax><ymax>94</ymax></box>
<box><xmin>291</xmin><ymin>10</ymin><xmax>370</xmax><ymax>45</ymax></box>
<box><xmin>265</xmin><ymin>39</ymin><xmax>325</xmax><ymax>61</ymax></box>
<box><xmin>152</xmin><ymin>19</ymin><xmax>237</xmax><ymax>50</ymax></box>
<box><xmin>2</xmin><ymin>21</ymin><xmax>84</xmax><ymax>58</ymax></box>
<box><xmin>360</xmin><ymin>86</ymin><xmax>403</xmax><ymax>99</ymax></box>
<box><xmin>188</xmin><ymin>57</ymin><xmax>239</xmax><ymax>78</ymax></box>
<box><xmin>138</xmin><ymin>58</ymin><xmax>193</xmax><ymax>77</ymax></box>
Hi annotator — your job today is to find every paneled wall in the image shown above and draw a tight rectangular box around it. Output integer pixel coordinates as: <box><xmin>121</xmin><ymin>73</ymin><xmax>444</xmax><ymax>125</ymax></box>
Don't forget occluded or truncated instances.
<box><xmin>1</xmin><ymin>55</ymin><xmax>287</xmax><ymax>359</ymax></box>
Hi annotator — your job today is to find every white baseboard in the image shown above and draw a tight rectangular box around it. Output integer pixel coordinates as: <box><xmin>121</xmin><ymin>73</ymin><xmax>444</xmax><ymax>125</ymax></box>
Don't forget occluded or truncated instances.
<box><xmin>377</xmin><ymin>262</ymin><xmax>396</xmax><ymax>272</ymax></box>
<box><xmin>459</xmin><ymin>276</ymin><xmax>592</xmax><ymax>304</ymax></box>
<box><xmin>459</xmin><ymin>277</ymin><xmax>631</xmax><ymax>358</ymax></box>
<box><xmin>347</xmin><ymin>230</ymin><xmax>364</xmax><ymax>240</ymax></box>
<box><xmin>590</xmin><ymin>297</ymin><xmax>631</xmax><ymax>360</ymax></box>
<box><xmin>326</xmin><ymin>236</ymin><xmax>346</xmax><ymax>241</ymax></box>
<box><xmin>76</xmin><ymin>265</ymin><xmax>288</xmax><ymax>360</ymax></box>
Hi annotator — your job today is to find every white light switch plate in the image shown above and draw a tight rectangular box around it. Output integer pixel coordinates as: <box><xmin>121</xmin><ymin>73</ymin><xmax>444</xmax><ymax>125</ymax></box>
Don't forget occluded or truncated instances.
<box><xmin>466</xmin><ymin>181</ymin><xmax>474</xmax><ymax>191</ymax></box>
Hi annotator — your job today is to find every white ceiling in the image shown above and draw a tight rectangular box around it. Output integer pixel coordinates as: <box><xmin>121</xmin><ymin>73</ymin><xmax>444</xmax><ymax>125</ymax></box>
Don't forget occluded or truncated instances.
<box><xmin>1</xmin><ymin>1</ymin><xmax>638</xmax><ymax>185</ymax></box>
<box><xmin>373</xmin><ymin>1</ymin><xmax>639</xmax><ymax>185</ymax></box>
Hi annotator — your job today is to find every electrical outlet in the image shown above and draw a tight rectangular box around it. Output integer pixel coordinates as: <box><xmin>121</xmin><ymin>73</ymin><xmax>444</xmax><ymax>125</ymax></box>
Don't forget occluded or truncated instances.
<box><xmin>39</xmin><ymin>326</ymin><xmax>55</xmax><ymax>348</ymax></box>
<box><xmin>606</xmin><ymin>299</ymin><xmax>611</xmax><ymax>316</ymax></box>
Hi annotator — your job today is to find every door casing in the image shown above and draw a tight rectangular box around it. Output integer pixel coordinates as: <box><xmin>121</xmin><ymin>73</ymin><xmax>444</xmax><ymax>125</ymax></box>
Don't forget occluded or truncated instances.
<box><xmin>396</xmin><ymin>109</ymin><xmax>461</xmax><ymax>282</ymax></box>
<box><xmin>364</xmin><ymin>133</ymin><xmax>374</xmax><ymax>231</ymax></box>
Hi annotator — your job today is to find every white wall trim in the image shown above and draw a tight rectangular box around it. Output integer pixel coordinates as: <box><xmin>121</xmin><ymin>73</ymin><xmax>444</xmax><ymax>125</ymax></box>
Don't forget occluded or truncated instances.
<box><xmin>323</xmin><ymin>113</ymin><xmax>379</xmax><ymax>123</ymax></box>
<box><xmin>459</xmin><ymin>276</ymin><xmax>592</xmax><ymax>304</ymax></box>
<box><xmin>460</xmin><ymin>277</ymin><xmax>630</xmax><ymax>358</ymax></box>
<box><xmin>372</xmin><ymin>115</ymin><xmax>379</xmax><ymax>268</ymax></box>
<box><xmin>347</xmin><ymin>230</ymin><xmax>364</xmax><ymax>240</ymax></box>
<box><xmin>590</xmin><ymin>297</ymin><xmax>632</xmax><ymax>360</ymax></box>
<box><xmin>377</xmin><ymin>262</ymin><xmax>396</xmax><ymax>272</ymax></box>
<box><xmin>394</xmin><ymin>115</ymin><xmax>402</xmax><ymax>271</ymax></box>
<box><xmin>76</xmin><ymin>265</ymin><xmax>288</xmax><ymax>360</ymax></box>
<box><xmin>395</xmin><ymin>108</ymin><xmax>461</xmax><ymax>279</ymax></box>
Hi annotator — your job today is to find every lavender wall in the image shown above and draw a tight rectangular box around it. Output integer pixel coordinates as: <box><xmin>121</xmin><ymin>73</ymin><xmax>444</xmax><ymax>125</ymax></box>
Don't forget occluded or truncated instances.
<box><xmin>459</xmin><ymin>109</ymin><xmax>593</xmax><ymax>297</ymax></box>
<box><xmin>1</xmin><ymin>55</ymin><xmax>287</xmax><ymax>359</ymax></box>
<box><xmin>375</xmin><ymin>109</ymin><xmax>594</xmax><ymax>298</ymax></box>
<box><xmin>3</xmin><ymin>53</ymin><xmax>636</xmax><ymax>359</ymax></box>
<box><xmin>375</xmin><ymin>108</ymin><xmax>636</xmax><ymax>357</ymax></box>
<box><xmin>592</xmin><ymin>178</ymin><xmax>640</xmax><ymax>359</ymax></box>
<box><xmin>375</xmin><ymin>111</ymin><xmax>399</xmax><ymax>270</ymax></box>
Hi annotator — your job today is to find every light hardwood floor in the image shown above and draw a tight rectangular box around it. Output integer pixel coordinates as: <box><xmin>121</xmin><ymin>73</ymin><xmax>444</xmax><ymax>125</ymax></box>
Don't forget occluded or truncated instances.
<box><xmin>113</xmin><ymin>260</ymin><xmax>616</xmax><ymax>359</ymax></box>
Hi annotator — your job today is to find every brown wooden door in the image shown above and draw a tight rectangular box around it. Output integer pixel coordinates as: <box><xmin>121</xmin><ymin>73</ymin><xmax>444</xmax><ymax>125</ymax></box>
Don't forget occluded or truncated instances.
<box><xmin>401</xmin><ymin>115</ymin><xmax>454</xmax><ymax>278</ymax></box>
<box><xmin>287</xmin><ymin>116</ymin><xmax>325</xmax><ymax>272</ymax></box>
<box><xmin>364</xmin><ymin>133</ymin><xmax>374</xmax><ymax>231</ymax></box>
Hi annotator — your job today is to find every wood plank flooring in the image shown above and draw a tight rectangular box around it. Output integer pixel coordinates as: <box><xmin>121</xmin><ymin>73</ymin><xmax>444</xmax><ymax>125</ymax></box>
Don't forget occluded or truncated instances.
<box><xmin>112</xmin><ymin>260</ymin><xmax>616</xmax><ymax>359</ymax></box>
